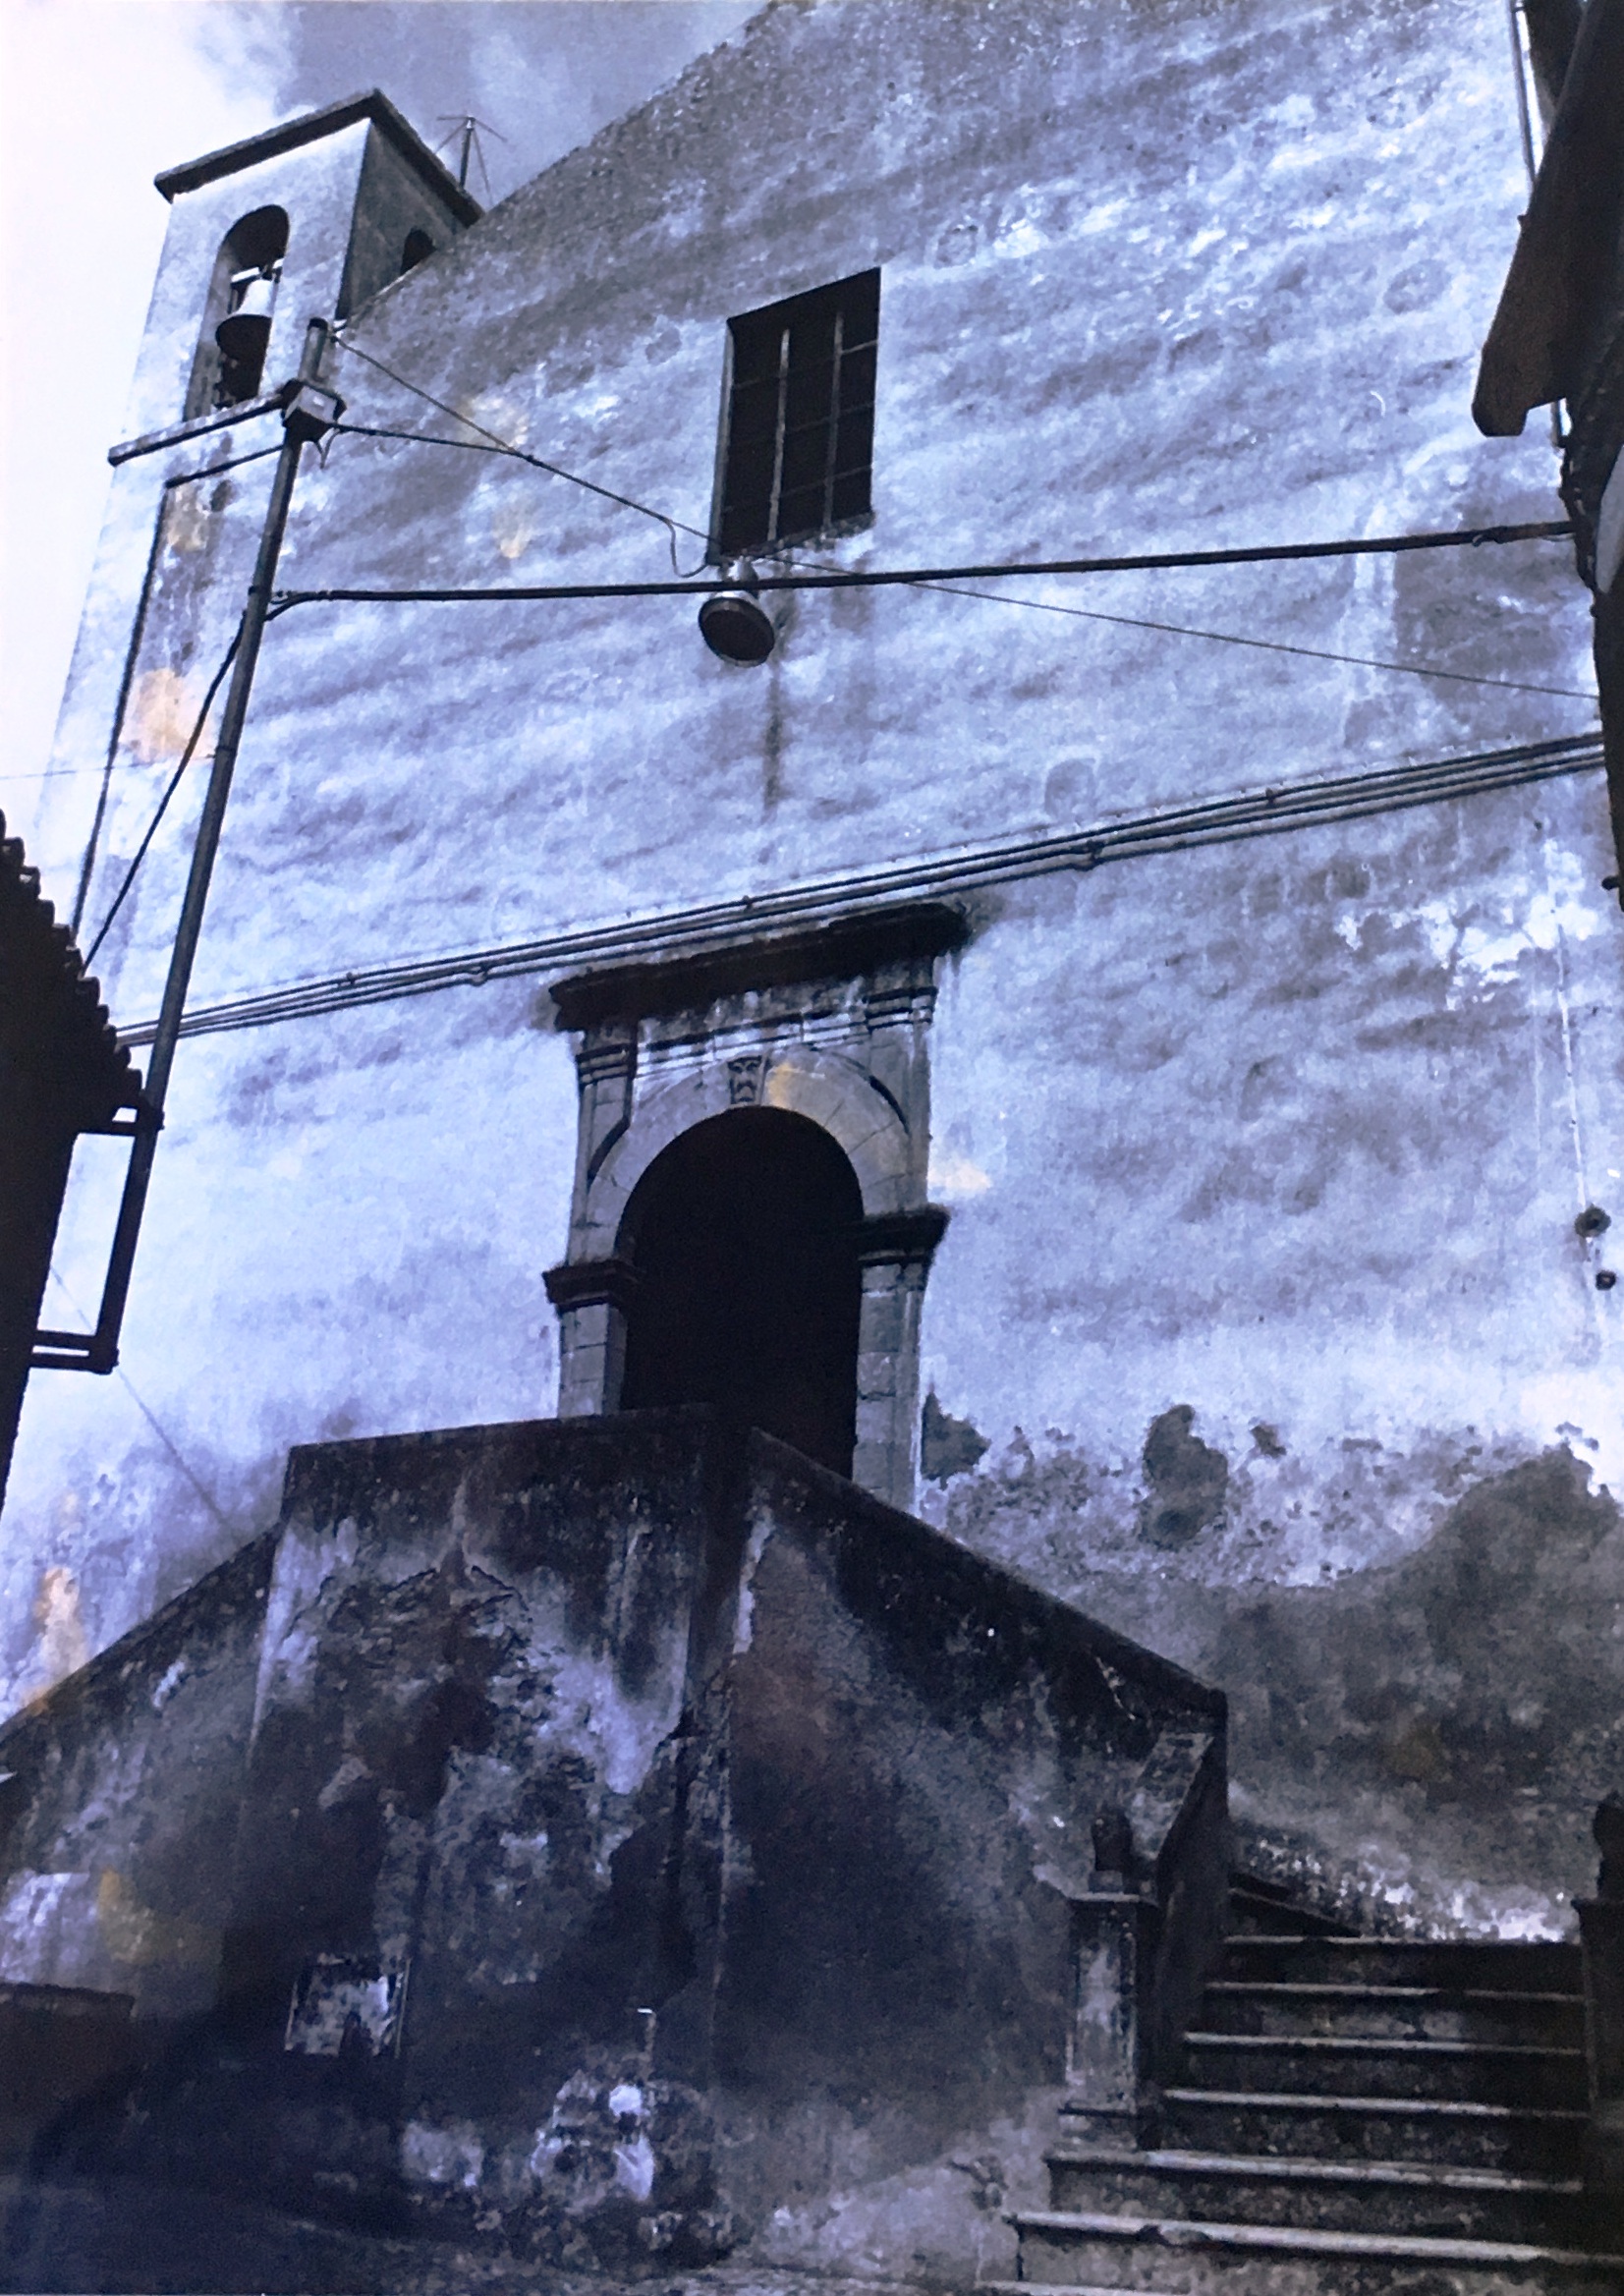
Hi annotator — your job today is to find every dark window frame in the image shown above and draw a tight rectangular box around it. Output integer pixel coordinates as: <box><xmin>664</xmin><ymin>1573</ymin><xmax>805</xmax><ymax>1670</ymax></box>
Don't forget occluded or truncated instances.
<box><xmin>712</xmin><ymin>268</ymin><xmax>879</xmax><ymax>558</ymax></box>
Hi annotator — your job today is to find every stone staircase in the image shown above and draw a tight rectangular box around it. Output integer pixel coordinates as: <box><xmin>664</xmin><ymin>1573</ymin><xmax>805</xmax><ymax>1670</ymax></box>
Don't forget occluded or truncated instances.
<box><xmin>1002</xmin><ymin>1876</ymin><xmax>1624</xmax><ymax>2293</ymax></box>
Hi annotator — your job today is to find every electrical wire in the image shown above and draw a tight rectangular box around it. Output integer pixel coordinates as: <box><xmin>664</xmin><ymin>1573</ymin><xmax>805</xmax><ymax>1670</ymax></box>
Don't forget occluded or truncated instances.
<box><xmin>336</xmin><ymin>420</ymin><xmax>539</xmax><ymax>457</ymax></box>
<box><xmin>113</xmin><ymin>729</ymin><xmax>1603</xmax><ymax>1049</ymax></box>
<box><xmin>911</xmin><ymin>581</ymin><xmax>1596</xmax><ymax>701</ymax></box>
<box><xmin>311</xmin><ymin>338</ymin><xmax>1580</xmax><ymax>682</ymax></box>
<box><xmin>770</xmin><ymin>534</ymin><xmax>1593</xmax><ymax>699</ymax></box>
<box><xmin>82</xmin><ymin>628</ymin><xmax>243</xmax><ymax>968</ymax></box>
<box><xmin>330</xmin><ymin>420</ymin><xmax>712</xmax><ymax>572</ymax></box>
<box><xmin>270</xmin><ymin>517</ymin><xmax>1575</xmax><ymax>608</ymax></box>
<box><xmin>266</xmin><ymin>517</ymin><xmax>1590</xmax><ymax>700</ymax></box>
<box><xmin>70</xmin><ymin>494</ymin><xmax>173</xmax><ymax>934</ymax></box>
<box><xmin>328</xmin><ymin>334</ymin><xmax>711</xmax><ymax>574</ymax></box>
<box><xmin>58</xmin><ymin>453</ymin><xmax>278</xmax><ymax>923</ymax></box>
<box><xmin>1</xmin><ymin>763</ymin><xmax>128</xmax><ymax>784</ymax></box>
<box><xmin>41</xmin><ymin>1266</ymin><xmax>239</xmax><ymax>1527</ymax></box>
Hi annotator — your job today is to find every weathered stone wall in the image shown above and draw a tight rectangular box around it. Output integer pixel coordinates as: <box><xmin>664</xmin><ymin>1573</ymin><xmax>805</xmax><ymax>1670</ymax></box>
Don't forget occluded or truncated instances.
<box><xmin>3</xmin><ymin>1413</ymin><xmax>1219</xmax><ymax>2277</ymax></box>
<box><xmin>224</xmin><ymin>1415</ymin><xmax>716</xmax><ymax>2078</ymax></box>
<box><xmin>917</xmin><ymin>794</ymin><xmax>1624</xmax><ymax>1932</ymax></box>
<box><xmin>5</xmin><ymin>0</ymin><xmax>1618</xmax><ymax>1940</ymax></box>
<box><xmin>0</xmin><ymin>1533</ymin><xmax>273</xmax><ymax>2022</ymax></box>
<box><xmin>709</xmin><ymin>1433</ymin><xmax>1224</xmax><ymax>2280</ymax></box>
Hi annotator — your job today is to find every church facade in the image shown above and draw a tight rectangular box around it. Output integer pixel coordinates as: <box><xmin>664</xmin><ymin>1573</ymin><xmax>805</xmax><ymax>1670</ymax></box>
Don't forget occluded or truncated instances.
<box><xmin>4</xmin><ymin>0</ymin><xmax>1621</xmax><ymax>2116</ymax></box>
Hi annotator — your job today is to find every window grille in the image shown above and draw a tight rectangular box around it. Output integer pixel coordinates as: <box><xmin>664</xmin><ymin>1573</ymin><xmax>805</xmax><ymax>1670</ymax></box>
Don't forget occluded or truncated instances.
<box><xmin>716</xmin><ymin>269</ymin><xmax>879</xmax><ymax>555</ymax></box>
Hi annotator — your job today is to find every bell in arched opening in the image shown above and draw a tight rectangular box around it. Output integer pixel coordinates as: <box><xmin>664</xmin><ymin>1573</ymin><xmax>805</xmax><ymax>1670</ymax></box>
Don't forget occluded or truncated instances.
<box><xmin>215</xmin><ymin>265</ymin><xmax>279</xmax><ymax>369</ymax></box>
<box><xmin>184</xmin><ymin>206</ymin><xmax>290</xmax><ymax>420</ymax></box>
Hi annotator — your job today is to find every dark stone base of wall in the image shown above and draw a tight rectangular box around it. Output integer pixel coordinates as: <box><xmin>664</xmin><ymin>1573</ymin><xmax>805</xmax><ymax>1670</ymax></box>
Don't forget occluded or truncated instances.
<box><xmin>0</xmin><ymin>1411</ymin><xmax>1225</xmax><ymax>2287</ymax></box>
<box><xmin>0</xmin><ymin>2172</ymin><xmax>941</xmax><ymax>2296</ymax></box>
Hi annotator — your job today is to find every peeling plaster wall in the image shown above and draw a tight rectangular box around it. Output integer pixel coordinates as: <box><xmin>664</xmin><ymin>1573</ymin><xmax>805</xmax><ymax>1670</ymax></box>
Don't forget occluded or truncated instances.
<box><xmin>0</xmin><ymin>991</ymin><xmax>576</xmax><ymax>1724</ymax></box>
<box><xmin>917</xmin><ymin>800</ymin><xmax>1623</xmax><ymax>1932</ymax></box>
<box><xmin>4</xmin><ymin>0</ymin><xmax>1620</xmax><ymax>1940</ymax></box>
<box><xmin>93</xmin><ymin>1414</ymin><xmax>732</xmax><ymax>2250</ymax></box>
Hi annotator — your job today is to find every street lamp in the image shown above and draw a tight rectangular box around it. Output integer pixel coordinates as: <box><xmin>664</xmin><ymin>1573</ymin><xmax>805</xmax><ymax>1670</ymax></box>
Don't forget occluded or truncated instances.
<box><xmin>698</xmin><ymin>558</ymin><xmax>775</xmax><ymax>664</ymax></box>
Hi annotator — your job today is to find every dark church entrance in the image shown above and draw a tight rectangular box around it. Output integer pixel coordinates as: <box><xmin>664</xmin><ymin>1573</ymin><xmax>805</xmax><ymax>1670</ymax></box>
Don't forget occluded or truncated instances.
<box><xmin>617</xmin><ymin>1108</ymin><xmax>863</xmax><ymax>1478</ymax></box>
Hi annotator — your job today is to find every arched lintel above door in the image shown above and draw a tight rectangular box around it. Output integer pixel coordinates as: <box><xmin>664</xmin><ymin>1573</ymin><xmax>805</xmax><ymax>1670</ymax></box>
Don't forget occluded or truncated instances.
<box><xmin>584</xmin><ymin>1043</ymin><xmax>913</xmax><ymax>1256</ymax></box>
<box><xmin>541</xmin><ymin>901</ymin><xmax>968</xmax><ymax>1511</ymax></box>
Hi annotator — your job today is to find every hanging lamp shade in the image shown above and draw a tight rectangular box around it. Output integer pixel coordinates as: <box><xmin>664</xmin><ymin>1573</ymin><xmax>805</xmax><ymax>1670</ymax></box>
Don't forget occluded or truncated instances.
<box><xmin>699</xmin><ymin>560</ymin><xmax>775</xmax><ymax>664</ymax></box>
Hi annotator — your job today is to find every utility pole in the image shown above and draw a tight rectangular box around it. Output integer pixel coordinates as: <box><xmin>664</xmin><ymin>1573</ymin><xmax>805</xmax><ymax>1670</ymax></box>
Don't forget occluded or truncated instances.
<box><xmin>33</xmin><ymin>319</ymin><xmax>344</xmax><ymax>1376</ymax></box>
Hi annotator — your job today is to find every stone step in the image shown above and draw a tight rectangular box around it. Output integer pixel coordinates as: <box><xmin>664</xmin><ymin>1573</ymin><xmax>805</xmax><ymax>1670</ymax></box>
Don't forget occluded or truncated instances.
<box><xmin>1196</xmin><ymin>1981</ymin><xmax>1588</xmax><ymax>2046</ymax></box>
<box><xmin>1181</xmin><ymin>2032</ymin><xmax>1589</xmax><ymax>2107</ymax></box>
<box><xmin>1158</xmin><ymin>2088</ymin><xmax>1590</xmax><ymax>2173</ymax></box>
<box><xmin>1003</xmin><ymin>2212</ymin><xmax>1624</xmax><ymax>2294</ymax></box>
<box><xmin>1218</xmin><ymin>1935</ymin><xmax>1583</xmax><ymax>1993</ymax></box>
<box><xmin>1228</xmin><ymin>1875</ymin><xmax>1360</xmax><ymax>1938</ymax></box>
<box><xmin>1044</xmin><ymin>2143</ymin><xmax>1592</xmax><ymax>2243</ymax></box>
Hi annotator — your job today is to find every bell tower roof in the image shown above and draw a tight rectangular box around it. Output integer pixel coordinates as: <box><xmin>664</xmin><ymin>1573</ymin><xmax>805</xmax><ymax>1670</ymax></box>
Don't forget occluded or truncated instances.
<box><xmin>153</xmin><ymin>88</ymin><xmax>481</xmax><ymax>225</ymax></box>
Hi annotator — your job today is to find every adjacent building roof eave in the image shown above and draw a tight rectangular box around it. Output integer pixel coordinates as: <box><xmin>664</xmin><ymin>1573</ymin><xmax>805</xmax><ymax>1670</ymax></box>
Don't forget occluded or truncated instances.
<box><xmin>153</xmin><ymin>89</ymin><xmax>482</xmax><ymax>226</ymax></box>
<box><xmin>1474</xmin><ymin>0</ymin><xmax>1624</xmax><ymax>436</ymax></box>
<box><xmin>1</xmin><ymin>814</ymin><xmax>141</xmax><ymax>1128</ymax></box>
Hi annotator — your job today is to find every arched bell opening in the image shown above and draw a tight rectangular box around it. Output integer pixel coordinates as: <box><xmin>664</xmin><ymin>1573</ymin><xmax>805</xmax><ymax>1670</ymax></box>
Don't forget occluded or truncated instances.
<box><xmin>616</xmin><ymin>1107</ymin><xmax>863</xmax><ymax>1479</ymax></box>
<box><xmin>185</xmin><ymin>205</ymin><xmax>290</xmax><ymax>420</ymax></box>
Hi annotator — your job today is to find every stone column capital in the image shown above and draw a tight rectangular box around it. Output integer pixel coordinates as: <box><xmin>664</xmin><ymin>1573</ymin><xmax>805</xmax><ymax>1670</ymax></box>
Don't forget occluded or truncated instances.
<box><xmin>574</xmin><ymin>1023</ymin><xmax>639</xmax><ymax>1088</ymax></box>
<box><xmin>853</xmin><ymin>1205</ymin><xmax>949</xmax><ymax>1271</ymax></box>
<box><xmin>544</xmin><ymin>1256</ymin><xmax>641</xmax><ymax>1315</ymax></box>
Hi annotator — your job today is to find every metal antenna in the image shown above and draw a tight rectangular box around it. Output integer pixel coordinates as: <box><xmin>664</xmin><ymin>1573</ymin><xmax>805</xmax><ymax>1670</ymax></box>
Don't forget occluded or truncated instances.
<box><xmin>433</xmin><ymin>114</ymin><xmax>506</xmax><ymax>198</ymax></box>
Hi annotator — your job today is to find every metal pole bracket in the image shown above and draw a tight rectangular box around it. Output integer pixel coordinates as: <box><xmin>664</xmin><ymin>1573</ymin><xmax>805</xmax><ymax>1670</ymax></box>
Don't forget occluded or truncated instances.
<box><xmin>280</xmin><ymin>378</ymin><xmax>345</xmax><ymax>444</ymax></box>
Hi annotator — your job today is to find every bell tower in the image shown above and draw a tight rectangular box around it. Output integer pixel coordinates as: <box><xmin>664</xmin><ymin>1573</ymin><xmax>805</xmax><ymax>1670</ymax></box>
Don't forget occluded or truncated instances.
<box><xmin>38</xmin><ymin>94</ymin><xmax>480</xmax><ymax>960</ymax></box>
<box><xmin>121</xmin><ymin>90</ymin><xmax>479</xmax><ymax>447</ymax></box>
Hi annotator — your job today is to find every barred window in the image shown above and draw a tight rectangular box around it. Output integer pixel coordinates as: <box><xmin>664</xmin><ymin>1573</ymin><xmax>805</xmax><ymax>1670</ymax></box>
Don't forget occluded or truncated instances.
<box><xmin>715</xmin><ymin>269</ymin><xmax>879</xmax><ymax>555</ymax></box>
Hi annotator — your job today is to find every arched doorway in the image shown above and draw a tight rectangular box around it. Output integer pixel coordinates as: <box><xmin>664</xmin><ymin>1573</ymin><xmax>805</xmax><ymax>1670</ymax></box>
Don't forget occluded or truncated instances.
<box><xmin>617</xmin><ymin>1108</ymin><xmax>863</xmax><ymax>1478</ymax></box>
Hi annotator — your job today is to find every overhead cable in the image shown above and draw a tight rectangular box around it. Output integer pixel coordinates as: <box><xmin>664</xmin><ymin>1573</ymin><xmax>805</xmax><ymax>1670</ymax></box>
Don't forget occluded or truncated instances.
<box><xmin>915</xmin><ymin>581</ymin><xmax>1594</xmax><ymax>700</ymax></box>
<box><xmin>268</xmin><ymin>517</ymin><xmax>1588</xmax><ymax>700</ymax></box>
<box><xmin>271</xmin><ymin>516</ymin><xmax>1574</xmax><ymax>611</ymax></box>
<box><xmin>115</xmin><ymin>730</ymin><xmax>1603</xmax><ymax>1048</ymax></box>
<box><xmin>328</xmin><ymin>334</ymin><xmax>710</xmax><ymax>572</ymax></box>
<box><xmin>60</xmin><ymin>448</ymin><xmax>280</xmax><ymax>918</ymax></box>
<box><xmin>83</xmin><ymin>628</ymin><xmax>244</xmax><ymax>967</ymax></box>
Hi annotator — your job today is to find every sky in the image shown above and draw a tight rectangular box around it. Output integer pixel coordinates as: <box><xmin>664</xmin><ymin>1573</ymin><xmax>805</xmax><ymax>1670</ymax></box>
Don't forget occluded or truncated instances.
<box><xmin>0</xmin><ymin>0</ymin><xmax>760</xmax><ymax>833</ymax></box>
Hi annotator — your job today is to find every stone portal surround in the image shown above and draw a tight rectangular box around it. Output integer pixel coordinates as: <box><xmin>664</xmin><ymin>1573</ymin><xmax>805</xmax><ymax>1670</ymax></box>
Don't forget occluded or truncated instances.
<box><xmin>543</xmin><ymin>904</ymin><xmax>966</xmax><ymax>1510</ymax></box>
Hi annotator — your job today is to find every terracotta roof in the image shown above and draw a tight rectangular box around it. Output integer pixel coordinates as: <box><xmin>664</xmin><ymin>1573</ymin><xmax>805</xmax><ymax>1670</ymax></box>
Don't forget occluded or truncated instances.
<box><xmin>0</xmin><ymin>815</ymin><xmax>140</xmax><ymax>1133</ymax></box>
<box><xmin>153</xmin><ymin>90</ymin><xmax>481</xmax><ymax>227</ymax></box>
